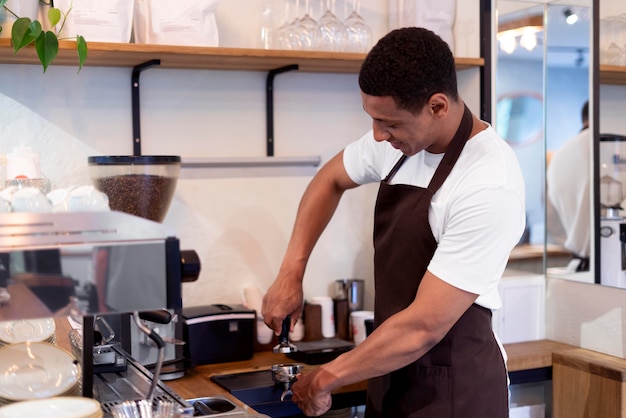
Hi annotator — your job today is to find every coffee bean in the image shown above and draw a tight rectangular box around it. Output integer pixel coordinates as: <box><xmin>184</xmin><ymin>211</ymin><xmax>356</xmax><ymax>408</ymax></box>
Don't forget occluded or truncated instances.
<box><xmin>94</xmin><ymin>174</ymin><xmax>177</xmax><ymax>222</ymax></box>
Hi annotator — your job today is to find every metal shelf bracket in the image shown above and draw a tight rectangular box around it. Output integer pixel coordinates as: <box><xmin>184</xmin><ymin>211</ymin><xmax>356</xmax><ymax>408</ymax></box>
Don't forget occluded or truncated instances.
<box><xmin>266</xmin><ymin>64</ymin><xmax>299</xmax><ymax>157</ymax></box>
<box><xmin>131</xmin><ymin>59</ymin><xmax>161</xmax><ymax>156</ymax></box>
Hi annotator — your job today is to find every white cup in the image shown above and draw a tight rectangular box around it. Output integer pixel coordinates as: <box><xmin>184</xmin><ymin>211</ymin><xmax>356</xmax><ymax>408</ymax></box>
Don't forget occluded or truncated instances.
<box><xmin>68</xmin><ymin>185</ymin><xmax>110</xmax><ymax>212</ymax></box>
<box><xmin>351</xmin><ymin>310</ymin><xmax>374</xmax><ymax>345</ymax></box>
<box><xmin>290</xmin><ymin>320</ymin><xmax>305</xmax><ymax>342</ymax></box>
<box><xmin>309</xmin><ymin>296</ymin><xmax>335</xmax><ymax>339</ymax></box>
<box><xmin>256</xmin><ymin>317</ymin><xmax>274</xmax><ymax>345</ymax></box>
<box><xmin>11</xmin><ymin>187</ymin><xmax>52</xmax><ymax>213</ymax></box>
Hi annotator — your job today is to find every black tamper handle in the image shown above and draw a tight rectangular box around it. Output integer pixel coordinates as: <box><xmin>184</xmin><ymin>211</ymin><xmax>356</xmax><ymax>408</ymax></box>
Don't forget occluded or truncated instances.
<box><xmin>279</xmin><ymin>315</ymin><xmax>291</xmax><ymax>344</ymax></box>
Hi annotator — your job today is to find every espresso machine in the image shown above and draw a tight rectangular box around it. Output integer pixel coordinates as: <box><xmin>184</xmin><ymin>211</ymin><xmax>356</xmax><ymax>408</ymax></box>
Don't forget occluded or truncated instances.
<box><xmin>599</xmin><ymin>134</ymin><xmax>626</xmax><ymax>288</ymax></box>
<box><xmin>0</xmin><ymin>210</ymin><xmax>201</xmax><ymax>415</ymax></box>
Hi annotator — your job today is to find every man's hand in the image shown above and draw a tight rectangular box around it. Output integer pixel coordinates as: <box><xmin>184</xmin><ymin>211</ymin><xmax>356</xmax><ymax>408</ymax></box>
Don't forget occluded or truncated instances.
<box><xmin>261</xmin><ymin>272</ymin><xmax>304</xmax><ymax>334</ymax></box>
<box><xmin>291</xmin><ymin>368</ymin><xmax>333</xmax><ymax>417</ymax></box>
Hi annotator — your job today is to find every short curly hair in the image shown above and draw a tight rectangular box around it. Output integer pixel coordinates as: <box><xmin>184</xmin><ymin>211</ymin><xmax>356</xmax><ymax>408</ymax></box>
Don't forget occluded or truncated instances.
<box><xmin>358</xmin><ymin>27</ymin><xmax>459</xmax><ymax>114</ymax></box>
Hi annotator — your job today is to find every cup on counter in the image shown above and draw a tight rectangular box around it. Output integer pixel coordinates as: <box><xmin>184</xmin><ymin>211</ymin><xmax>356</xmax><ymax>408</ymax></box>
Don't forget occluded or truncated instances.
<box><xmin>290</xmin><ymin>320</ymin><xmax>304</xmax><ymax>342</ymax></box>
<box><xmin>256</xmin><ymin>316</ymin><xmax>274</xmax><ymax>345</ymax></box>
<box><xmin>308</xmin><ymin>296</ymin><xmax>335</xmax><ymax>339</ymax></box>
<box><xmin>351</xmin><ymin>310</ymin><xmax>374</xmax><ymax>345</ymax></box>
<box><xmin>11</xmin><ymin>187</ymin><xmax>52</xmax><ymax>213</ymax></box>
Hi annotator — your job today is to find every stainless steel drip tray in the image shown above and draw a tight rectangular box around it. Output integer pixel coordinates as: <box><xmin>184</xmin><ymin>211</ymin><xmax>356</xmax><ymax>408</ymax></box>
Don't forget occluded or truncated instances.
<box><xmin>187</xmin><ymin>396</ymin><xmax>270</xmax><ymax>417</ymax></box>
<box><xmin>93</xmin><ymin>348</ymin><xmax>193</xmax><ymax>417</ymax></box>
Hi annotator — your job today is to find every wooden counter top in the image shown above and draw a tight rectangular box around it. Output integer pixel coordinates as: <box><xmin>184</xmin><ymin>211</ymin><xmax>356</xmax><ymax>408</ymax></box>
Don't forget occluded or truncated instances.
<box><xmin>0</xmin><ymin>283</ymin><xmax>53</xmax><ymax>321</ymax></box>
<box><xmin>165</xmin><ymin>339</ymin><xmax>579</xmax><ymax>405</ymax></box>
<box><xmin>508</xmin><ymin>244</ymin><xmax>572</xmax><ymax>262</ymax></box>
<box><xmin>48</xmin><ymin>317</ymin><xmax>580</xmax><ymax>412</ymax></box>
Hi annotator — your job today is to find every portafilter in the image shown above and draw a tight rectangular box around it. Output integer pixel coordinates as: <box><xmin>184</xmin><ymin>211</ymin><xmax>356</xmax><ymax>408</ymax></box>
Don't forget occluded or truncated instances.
<box><xmin>271</xmin><ymin>363</ymin><xmax>303</xmax><ymax>402</ymax></box>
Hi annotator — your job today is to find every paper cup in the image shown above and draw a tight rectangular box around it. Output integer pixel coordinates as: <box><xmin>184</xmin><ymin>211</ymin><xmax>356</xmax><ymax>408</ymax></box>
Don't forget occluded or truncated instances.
<box><xmin>351</xmin><ymin>310</ymin><xmax>374</xmax><ymax>345</ymax></box>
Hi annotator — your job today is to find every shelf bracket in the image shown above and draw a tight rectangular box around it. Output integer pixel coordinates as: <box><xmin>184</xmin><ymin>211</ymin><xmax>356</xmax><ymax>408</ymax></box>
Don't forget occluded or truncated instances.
<box><xmin>266</xmin><ymin>64</ymin><xmax>299</xmax><ymax>157</ymax></box>
<box><xmin>131</xmin><ymin>59</ymin><xmax>161</xmax><ymax>156</ymax></box>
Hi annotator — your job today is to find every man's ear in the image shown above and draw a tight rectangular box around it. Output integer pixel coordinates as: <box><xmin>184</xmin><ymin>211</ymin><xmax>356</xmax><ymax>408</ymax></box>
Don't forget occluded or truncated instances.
<box><xmin>429</xmin><ymin>93</ymin><xmax>449</xmax><ymax>117</ymax></box>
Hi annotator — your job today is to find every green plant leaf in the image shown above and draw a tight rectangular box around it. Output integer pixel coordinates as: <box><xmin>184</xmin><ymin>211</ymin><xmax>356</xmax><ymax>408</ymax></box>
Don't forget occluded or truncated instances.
<box><xmin>47</xmin><ymin>7</ymin><xmax>61</xmax><ymax>27</ymax></box>
<box><xmin>0</xmin><ymin>0</ymin><xmax>8</xmax><ymax>9</ymax></box>
<box><xmin>11</xmin><ymin>18</ymin><xmax>42</xmax><ymax>52</ymax></box>
<box><xmin>76</xmin><ymin>35</ymin><xmax>87</xmax><ymax>71</ymax></box>
<box><xmin>35</xmin><ymin>31</ymin><xmax>58</xmax><ymax>72</ymax></box>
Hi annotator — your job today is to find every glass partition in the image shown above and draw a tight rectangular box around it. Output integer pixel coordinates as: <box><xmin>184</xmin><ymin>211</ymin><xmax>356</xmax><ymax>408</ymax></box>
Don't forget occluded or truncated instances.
<box><xmin>496</xmin><ymin>0</ymin><xmax>593</xmax><ymax>280</ymax></box>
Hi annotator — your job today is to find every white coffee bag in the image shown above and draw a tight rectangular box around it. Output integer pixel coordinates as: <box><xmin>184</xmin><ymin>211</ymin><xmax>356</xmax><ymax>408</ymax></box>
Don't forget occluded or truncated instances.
<box><xmin>133</xmin><ymin>0</ymin><xmax>220</xmax><ymax>47</ymax></box>
<box><xmin>53</xmin><ymin>0</ymin><xmax>134</xmax><ymax>43</ymax></box>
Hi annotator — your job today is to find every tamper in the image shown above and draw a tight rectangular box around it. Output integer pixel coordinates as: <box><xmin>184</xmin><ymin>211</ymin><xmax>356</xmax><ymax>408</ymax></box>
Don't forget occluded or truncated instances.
<box><xmin>273</xmin><ymin>315</ymin><xmax>297</xmax><ymax>354</ymax></box>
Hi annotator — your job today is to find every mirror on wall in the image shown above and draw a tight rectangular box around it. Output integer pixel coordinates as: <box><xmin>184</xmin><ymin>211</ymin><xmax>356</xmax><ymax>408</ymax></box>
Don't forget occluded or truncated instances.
<box><xmin>496</xmin><ymin>0</ymin><xmax>592</xmax><ymax>279</ymax></box>
<box><xmin>597</xmin><ymin>0</ymin><xmax>626</xmax><ymax>288</ymax></box>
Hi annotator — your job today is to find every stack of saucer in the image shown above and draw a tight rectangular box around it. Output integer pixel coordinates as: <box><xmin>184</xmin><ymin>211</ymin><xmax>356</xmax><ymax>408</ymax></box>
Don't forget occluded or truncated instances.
<box><xmin>0</xmin><ymin>318</ymin><xmax>56</xmax><ymax>346</ymax></box>
<box><xmin>0</xmin><ymin>397</ymin><xmax>102</xmax><ymax>418</ymax></box>
<box><xmin>0</xmin><ymin>342</ymin><xmax>81</xmax><ymax>406</ymax></box>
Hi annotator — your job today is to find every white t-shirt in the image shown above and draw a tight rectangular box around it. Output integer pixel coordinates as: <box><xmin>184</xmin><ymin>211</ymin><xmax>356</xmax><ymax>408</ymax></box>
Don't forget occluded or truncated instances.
<box><xmin>546</xmin><ymin>128</ymin><xmax>591</xmax><ymax>258</ymax></box>
<box><xmin>343</xmin><ymin>125</ymin><xmax>526</xmax><ymax>310</ymax></box>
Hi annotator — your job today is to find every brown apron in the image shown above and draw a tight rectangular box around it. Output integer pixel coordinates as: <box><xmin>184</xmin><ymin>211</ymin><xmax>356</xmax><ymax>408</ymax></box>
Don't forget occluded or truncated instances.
<box><xmin>365</xmin><ymin>106</ymin><xmax>509</xmax><ymax>418</ymax></box>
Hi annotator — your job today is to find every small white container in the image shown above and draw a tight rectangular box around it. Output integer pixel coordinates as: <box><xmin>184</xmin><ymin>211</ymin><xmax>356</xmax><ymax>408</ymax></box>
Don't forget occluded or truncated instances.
<box><xmin>351</xmin><ymin>310</ymin><xmax>374</xmax><ymax>345</ymax></box>
<box><xmin>308</xmin><ymin>296</ymin><xmax>335</xmax><ymax>339</ymax></box>
<box><xmin>6</xmin><ymin>145</ymin><xmax>42</xmax><ymax>180</ymax></box>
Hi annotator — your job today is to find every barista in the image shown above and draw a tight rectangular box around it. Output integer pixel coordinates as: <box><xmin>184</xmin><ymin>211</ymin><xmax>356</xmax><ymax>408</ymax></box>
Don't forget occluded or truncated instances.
<box><xmin>546</xmin><ymin>101</ymin><xmax>590</xmax><ymax>271</ymax></box>
<box><xmin>262</xmin><ymin>27</ymin><xmax>525</xmax><ymax>417</ymax></box>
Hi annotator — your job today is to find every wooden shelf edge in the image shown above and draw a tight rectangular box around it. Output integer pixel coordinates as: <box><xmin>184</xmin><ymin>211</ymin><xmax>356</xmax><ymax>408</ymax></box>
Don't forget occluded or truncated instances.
<box><xmin>600</xmin><ymin>64</ymin><xmax>626</xmax><ymax>86</ymax></box>
<box><xmin>0</xmin><ymin>39</ymin><xmax>483</xmax><ymax>73</ymax></box>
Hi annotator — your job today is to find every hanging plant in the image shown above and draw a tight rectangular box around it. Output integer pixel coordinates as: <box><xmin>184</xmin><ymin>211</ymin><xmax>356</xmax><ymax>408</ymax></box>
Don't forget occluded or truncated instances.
<box><xmin>0</xmin><ymin>0</ymin><xmax>87</xmax><ymax>72</ymax></box>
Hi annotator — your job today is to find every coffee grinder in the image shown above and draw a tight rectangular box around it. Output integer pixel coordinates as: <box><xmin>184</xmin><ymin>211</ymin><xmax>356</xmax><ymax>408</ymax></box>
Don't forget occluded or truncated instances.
<box><xmin>599</xmin><ymin>134</ymin><xmax>626</xmax><ymax>288</ymax></box>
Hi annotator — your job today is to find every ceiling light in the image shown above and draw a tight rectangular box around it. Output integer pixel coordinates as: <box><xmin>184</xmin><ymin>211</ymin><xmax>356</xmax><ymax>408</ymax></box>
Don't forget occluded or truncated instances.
<box><xmin>499</xmin><ymin>33</ymin><xmax>516</xmax><ymax>54</ymax></box>
<box><xmin>564</xmin><ymin>8</ymin><xmax>578</xmax><ymax>25</ymax></box>
<box><xmin>497</xmin><ymin>14</ymin><xmax>543</xmax><ymax>54</ymax></box>
<box><xmin>519</xmin><ymin>29</ymin><xmax>538</xmax><ymax>51</ymax></box>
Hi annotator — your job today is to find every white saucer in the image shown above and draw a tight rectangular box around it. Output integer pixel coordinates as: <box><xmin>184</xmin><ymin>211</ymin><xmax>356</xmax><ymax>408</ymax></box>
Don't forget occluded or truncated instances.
<box><xmin>0</xmin><ymin>396</ymin><xmax>102</xmax><ymax>418</ymax></box>
<box><xmin>0</xmin><ymin>342</ymin><xmax>80</xmax><ymax>401</ymax></box>
<box><xmin>0</xmin><ymin>318</ymin><xmax>56</xmax><ymax>344</ymax></box>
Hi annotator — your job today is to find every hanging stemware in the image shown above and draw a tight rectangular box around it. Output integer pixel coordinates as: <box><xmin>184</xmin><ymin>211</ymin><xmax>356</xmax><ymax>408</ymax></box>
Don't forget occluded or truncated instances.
<box><xmin>343</xmin><ymin>0</ymin><xmax>372</xmax><ymax>53</ymax></box>
<box><xmin>297</xmin><ymin>0</ymin><xmax>318</xmax><ymax>50</ymax></box>
<box><xmin>316</xmin><ymin>0</ymin><xmax>344</xmax><ymax>51</ymax></box>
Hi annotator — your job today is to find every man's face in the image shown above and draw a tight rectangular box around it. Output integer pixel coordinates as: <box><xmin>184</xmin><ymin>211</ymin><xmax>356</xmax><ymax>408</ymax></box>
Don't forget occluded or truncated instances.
<box><xmin>361</xmin><ymin>92</ymin><xmax>440</xmax><ymax>156</ymax></box>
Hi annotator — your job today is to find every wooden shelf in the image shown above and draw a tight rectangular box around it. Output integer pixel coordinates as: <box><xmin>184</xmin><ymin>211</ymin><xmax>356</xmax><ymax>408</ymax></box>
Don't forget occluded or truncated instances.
<box><xmin>0</xmin><ymin>39</ymin><xmax>483</xmax><ymax>73</ymax></box>
<box><xmin>600</xmin><ymin>64</ymin><xmax>626</xmax><ymax>86</ymax></box>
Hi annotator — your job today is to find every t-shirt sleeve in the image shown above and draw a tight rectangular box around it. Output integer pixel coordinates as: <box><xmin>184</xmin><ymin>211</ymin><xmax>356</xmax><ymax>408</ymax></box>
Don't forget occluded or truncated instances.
<box><xmin>343</xmin><ymin>130</ymin><xmax>401</xmax><ymax>185</ymax></box>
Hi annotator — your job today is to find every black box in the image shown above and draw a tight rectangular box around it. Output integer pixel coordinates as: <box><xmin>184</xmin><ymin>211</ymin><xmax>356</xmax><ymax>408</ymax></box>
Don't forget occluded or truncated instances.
<box><xmin>182</xmin><ymin>304</ymin><xmax>255</xmax><ymax>365</ymax></box>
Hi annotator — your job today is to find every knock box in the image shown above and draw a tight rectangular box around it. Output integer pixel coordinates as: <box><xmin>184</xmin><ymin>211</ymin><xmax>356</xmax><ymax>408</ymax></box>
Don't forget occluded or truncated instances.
<box><xmin>182</xmin><ymin>304</ymin><xmax>255</xmax><ymax>365</ymax></box>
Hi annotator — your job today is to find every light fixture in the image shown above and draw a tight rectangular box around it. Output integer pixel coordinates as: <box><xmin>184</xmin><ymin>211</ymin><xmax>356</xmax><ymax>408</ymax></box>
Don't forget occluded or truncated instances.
<box><xmin>497</xmin><ymin>14</ymin><xmax>543</xmax><ymax>54</ymax></box>
<box><xmin>564</xmin><ymin>8</ymin><xmax>579</xmax><ymax>25</ymax></box>
<box><xmin>499</xmin><ymin>33</ymin><xmax>516</xmax><ymax>54</ymax></box>
<box><xmin>519</xmin><ymin>29</ymin><xmax>538</xmax><ymax>51</ymax></box>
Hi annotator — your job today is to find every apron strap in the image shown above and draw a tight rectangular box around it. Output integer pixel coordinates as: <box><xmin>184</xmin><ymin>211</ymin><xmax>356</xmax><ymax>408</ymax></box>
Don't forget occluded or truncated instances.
<box><xmin>427</xmin><ymin>104</ymin><xmax>473</xmax><ymax>193</ymax></box>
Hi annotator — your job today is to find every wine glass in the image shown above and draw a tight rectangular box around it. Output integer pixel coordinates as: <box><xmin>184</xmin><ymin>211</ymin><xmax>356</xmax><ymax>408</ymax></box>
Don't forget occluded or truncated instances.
<box><xmin>297</xmin><ymin>0</ymin><xmax>318</xmax><ymax>50</ymax></box>
<box><xmin>343</xmin><ymin>0</ymin><xmax>372</xmax><ymax>53</ymax></box>
<box><xmin>276</xmin><ymin>0</ymin><xmax>302</xmax><ymax>50</ymax></box>
<box><xmin>316</xmin><ymin>0</ymin><xmax>344</xmax><ymax>52</ymax></box>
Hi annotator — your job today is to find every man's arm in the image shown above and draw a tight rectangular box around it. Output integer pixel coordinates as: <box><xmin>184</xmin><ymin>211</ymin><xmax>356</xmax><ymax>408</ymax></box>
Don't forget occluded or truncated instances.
<box><xmin>262</xmin><ymin>150</ymin><xmax>359</xmax><ymax>333</ymax></box>
<box><xmin>292</xmin><ymin>271</ymin><xmax>478</xmax><ymax>416</ymax></box>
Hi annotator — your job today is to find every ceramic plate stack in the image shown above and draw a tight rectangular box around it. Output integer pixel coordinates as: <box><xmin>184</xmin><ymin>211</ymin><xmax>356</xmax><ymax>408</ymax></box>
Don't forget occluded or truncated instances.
<box><xmin>0</xmin><ymin>318</ymin><xmax>56</xmax><ymax>346</ymax></box>
<box><xmin>0</xmin><ymin>396</ymin><xmax>102</xmax><ymax>418</ymax></box>
<box><xmin>0</xmin><ymin>342</ymin><xmax>81</xmax><ymax>406</ymax></box>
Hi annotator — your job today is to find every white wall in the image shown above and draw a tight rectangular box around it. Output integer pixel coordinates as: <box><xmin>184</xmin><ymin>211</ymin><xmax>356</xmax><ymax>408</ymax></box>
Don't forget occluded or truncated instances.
<box><xmin>0</xmin><ymin>0</ymin><xmax>480</xmax><ymax>310</ymax></box>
